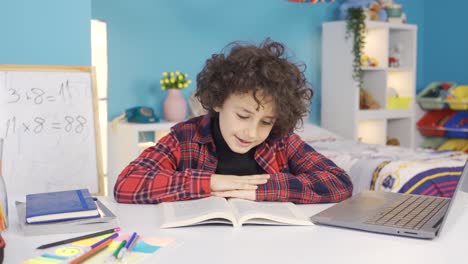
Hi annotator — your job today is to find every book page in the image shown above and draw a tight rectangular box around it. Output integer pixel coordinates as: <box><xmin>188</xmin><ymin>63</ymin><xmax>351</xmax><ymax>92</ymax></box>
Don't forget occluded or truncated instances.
<box><xmin>159</xmin><ymin>196</ymin><xmax>236</xmax><ymax>228</ymax></box>
<box><xmin>229</xmin><ymin>199</ymin><xmax>312</xmax><ymax>226</ymax></box>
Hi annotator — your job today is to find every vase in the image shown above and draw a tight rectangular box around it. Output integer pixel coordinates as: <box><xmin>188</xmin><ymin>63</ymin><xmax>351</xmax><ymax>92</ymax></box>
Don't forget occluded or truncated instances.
<box><xmin>163</xmin><ymin>89</ymin><xmax>187</xmax><ymax>122</ymax></box>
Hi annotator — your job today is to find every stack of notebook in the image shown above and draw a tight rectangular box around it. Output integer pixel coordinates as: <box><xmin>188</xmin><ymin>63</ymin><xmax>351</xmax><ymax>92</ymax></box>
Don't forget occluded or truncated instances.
<box><xmin>16</xmin><ymin>189</ymin><xmax>118</xmax><ymax>236</ymax></box>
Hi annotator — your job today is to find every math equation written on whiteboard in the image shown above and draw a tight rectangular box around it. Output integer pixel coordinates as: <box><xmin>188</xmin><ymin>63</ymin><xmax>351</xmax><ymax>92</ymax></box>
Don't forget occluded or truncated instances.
<box><xmin>3</xmin><ymin>79</ymin><xmax>88</xmax><ymax>138</ymax></box>
<box><xmin>7</xmin><ymin>80</ymin><xmax>73</xmax><ymax>105</ymax></box>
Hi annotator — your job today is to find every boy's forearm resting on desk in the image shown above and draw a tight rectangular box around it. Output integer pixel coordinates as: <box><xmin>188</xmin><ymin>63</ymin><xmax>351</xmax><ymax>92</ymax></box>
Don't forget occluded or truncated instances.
<box><xmin>114</xmin><ymin>134</ymin><xmax>212</xmax><ymax>204</ymax></box>
<box><xmin>255</xmin><ymin>134</ymin><xmax>353</xmax><ymax>204</ymax></box>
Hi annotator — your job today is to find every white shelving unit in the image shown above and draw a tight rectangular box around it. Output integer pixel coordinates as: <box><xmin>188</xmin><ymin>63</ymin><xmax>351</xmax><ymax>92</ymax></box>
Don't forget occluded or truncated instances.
<box><xmin>321</xmin><ymin>21</ymin><xmax>418</xmax><ymax>148</ymax></box>
<box><xmin>107</xmin><ymin>121</ymin><xmax>176</xmax><ymax>195</ymax></box>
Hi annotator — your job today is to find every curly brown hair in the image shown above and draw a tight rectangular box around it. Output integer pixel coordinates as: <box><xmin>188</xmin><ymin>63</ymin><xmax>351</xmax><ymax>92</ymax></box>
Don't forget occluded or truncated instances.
<box><xmin>195</xmin><ymin>38</ymin><xmax>313</xmax><ymax>137</ymax></box>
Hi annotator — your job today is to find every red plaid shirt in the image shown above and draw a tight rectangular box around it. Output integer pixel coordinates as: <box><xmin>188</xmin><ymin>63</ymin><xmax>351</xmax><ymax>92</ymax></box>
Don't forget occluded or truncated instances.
<box><xmin>114</xmin><ymin>115</ymin><xmax>353</xmax><ymax>204</ymax></box>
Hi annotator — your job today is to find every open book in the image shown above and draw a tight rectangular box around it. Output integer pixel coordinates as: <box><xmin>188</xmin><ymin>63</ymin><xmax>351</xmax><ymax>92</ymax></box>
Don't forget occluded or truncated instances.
<box><xmin>159</xmin><ymin>196</ymin><xmax>312</xmax><ymax>228</ymax></box>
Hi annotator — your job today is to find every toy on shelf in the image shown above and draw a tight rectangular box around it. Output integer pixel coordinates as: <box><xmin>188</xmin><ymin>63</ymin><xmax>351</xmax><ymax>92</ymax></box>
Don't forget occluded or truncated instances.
<box><xmin>368</xmin><ymin>1</ymin><xmax>384</xmax><ymax>21</ymax></box>
<box><xmin>360</xmin><ymin>88</ymin><xmax>381</xmax><ymax>109</ymax></box>
<box><xmin>389</xmin><ymin>44</ymin><xmax>402</xmax><ymax>67</ymax></box>
<box><xmin>361</xmin><ymin>54</ymin><xmax>379</xmax><ymax>67</ymax></box>
<box><xmin>386</xmin><ymin>137</ymin><xmax>400</xmax><ymax>146</ymax></box>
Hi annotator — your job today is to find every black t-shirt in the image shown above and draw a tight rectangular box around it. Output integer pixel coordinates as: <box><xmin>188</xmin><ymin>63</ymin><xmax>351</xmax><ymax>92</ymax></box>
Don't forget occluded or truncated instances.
<box><xmin>212</xmin><ymin>117</ymin><xmax>265</xmax><ymax>176</ymax></box>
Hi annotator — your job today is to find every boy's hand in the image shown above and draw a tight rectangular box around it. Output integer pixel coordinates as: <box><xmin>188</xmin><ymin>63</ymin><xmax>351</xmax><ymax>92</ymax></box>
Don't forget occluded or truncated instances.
<box><xmin>212</xmin><ymin>190</ymin><xmax>256</xmax><ymax>201</ymax></box>
<box><xmin>210</xmin><ymin>174</ymin><xmax>269</xmax><ymax>192</ymax></box>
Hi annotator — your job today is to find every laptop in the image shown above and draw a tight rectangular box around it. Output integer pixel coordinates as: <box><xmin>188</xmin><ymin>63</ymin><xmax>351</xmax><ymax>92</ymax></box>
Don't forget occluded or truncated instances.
<box><xmin>311</xmin><ymin>161</ymin><xmax>468</xmax><ymax>239</ymax></box>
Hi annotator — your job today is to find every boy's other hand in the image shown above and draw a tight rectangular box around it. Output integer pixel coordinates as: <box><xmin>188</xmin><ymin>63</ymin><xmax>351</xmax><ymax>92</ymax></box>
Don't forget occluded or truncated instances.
<box><xmin>212</xmin><ymin>190</ymin><xmax>256</xmax><ymax>201</ymax></box>
<box><xmin>210</xmin><ymin>174</ymin><xmax>269</xmax><ymax>192</ymax></box>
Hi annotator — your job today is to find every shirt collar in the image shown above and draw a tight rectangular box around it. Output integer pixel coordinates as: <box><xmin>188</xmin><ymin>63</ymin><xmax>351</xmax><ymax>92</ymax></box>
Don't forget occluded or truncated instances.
<box><xmin>194</xmin><ymin>114</ymin><xmax>216</xmax><ymax>145</ymax></box>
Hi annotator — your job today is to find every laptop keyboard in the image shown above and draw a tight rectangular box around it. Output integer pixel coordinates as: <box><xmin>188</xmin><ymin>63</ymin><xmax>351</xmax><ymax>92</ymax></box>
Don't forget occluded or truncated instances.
<box><xmin>364</xmin><ymin>195</ymin><xmax>450</xmax><ymax>230</ymax></box>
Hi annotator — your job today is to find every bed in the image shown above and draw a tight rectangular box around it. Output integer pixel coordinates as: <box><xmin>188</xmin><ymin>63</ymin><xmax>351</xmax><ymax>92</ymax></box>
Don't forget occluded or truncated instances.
<box><xmin>296</xmin><ymin>124</ymin><xmax>468</xmax><ymax>197</ymax></box>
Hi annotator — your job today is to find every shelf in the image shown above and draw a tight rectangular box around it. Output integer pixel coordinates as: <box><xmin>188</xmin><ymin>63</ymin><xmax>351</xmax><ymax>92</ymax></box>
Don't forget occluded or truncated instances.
<box><xmin>388</xmin><ymin>67</ymin><xmax>414</xmax><ymax>72</ymax></box>
<box><xmin>361</xmin><ymin>67</ymin><xmax>414</xmax><ymax>72</ymax></box>
<box><xmin>358</xmin><ymin>109</ymin><xmax>413</xmax><ymax>121</ymax></box>
<box><xmin>325</xmin><ymin>20</ymin><xmax>417</xmax><ymax>31</ymax></box>
<box><xmin>365</xmin><ymin>21</ymin><xmax>417</xmax><ymax>30</ymax></box>
<box><xmin>362</xmin><ymin>66</ymin><xmax>387</xmax><ymax>71</ymax></box>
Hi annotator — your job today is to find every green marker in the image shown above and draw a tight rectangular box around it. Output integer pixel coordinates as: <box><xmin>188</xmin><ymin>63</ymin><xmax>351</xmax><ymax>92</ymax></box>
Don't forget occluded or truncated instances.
<box><xmin>113</xmin><ymin>240</ymin><xmax>127</xmax><ymax>258</ymax></box>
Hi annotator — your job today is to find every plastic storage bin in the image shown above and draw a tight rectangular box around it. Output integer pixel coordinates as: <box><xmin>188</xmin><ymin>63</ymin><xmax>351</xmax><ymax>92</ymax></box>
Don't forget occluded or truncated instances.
<box><xmin>387</xmin><ymin>96</ymin><xmax>412</xmax><ymax>109</ymax></box>
<box><xmin>416</xmin><ymin>110</ymin><xmax>456</xmax><ymax>136</ymax></box>
<box><xmin>420</xmin><ymin>137</ymin><xmax>447</xmax><ymax>149</ymax></box>
<box><xmin>437</xmin><ymin>139</ymin><xmax>468</xmax><ymax>153</ymax></box>
<box><xmin>444</xmin><ymin>111</ymin><xmax>468</xmax><ymax>138</ymax></box>
<box><xmin>446</xmin><ymin>85</ymin><xmax>468</xmax><ymax>110</ymax></box>
<box><xmin>417</xmin><ymin>82</ymin><xmax>457</xmax><ymax>110</ymax></box>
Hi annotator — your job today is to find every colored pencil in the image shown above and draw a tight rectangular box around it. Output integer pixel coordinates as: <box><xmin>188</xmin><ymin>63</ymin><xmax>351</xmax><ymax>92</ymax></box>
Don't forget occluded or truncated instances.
<box><xmin>90</xmin><ymin>232</ymin><xmax>119</xmax><ymax>248</ymax></box>
<box><xmin>36</xmin><ymin>227</ymin><xmax>120</xmax><ymax>249</ymax></box>
<box><xmin>70</xmin><ymin>239</ymin><xmax>112</xmax><ymax>264</ymax></box>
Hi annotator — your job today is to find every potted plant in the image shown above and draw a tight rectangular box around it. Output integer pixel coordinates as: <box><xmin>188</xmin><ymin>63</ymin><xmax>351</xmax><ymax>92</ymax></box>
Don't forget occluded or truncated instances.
<box><xmin>346</xmin><ymin>7</ymin><xmax>366</xmax><ymax>89</ymax></box>
<box><xmin>160</xmin><ymin>71</ymin><xmax>192</xmax><ymax>121</ymax></box>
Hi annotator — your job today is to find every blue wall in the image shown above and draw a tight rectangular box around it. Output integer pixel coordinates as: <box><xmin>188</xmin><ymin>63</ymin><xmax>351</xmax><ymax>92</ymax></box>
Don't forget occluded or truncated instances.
<box><xmin>423</xmin><ymin>1</ymin><xmax>468</xmax><ymax>89</ymax></box>
<box><xmin>92</xmin><ymin>0</ymin><xmax>348</xmax><ymax>123</ymax></box>
<box><xmin>0</xmin><ymin>0</ymin><xmax>91</xmax><ymax>65</ymax></box>
<box><xmin>399</xmin><ymin>0</ymin><xmax>425</xmax><ymax>91</ymax></box>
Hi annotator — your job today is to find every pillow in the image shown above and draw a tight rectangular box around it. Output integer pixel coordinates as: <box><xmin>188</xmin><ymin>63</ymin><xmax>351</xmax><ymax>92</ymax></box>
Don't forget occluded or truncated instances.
<box><xmin>294</xmin><ymin>123</ymin><xmax>342</xmax><ymax>142</ymax></box>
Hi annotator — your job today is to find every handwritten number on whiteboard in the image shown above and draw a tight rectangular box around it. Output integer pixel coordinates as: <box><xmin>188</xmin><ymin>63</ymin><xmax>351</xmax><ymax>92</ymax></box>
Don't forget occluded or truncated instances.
<box><xmin>59</xmin><ymin>83</ymin><xmax>65</xmax><ymax>101</ymax></box>
<box><xmin>31</xmin><ymin>88</ymin><xmax>45</xmax><ymax>104</ymax></box>
<box><xmin>5</xmin><ymin>117</ymin><xmax>16</xmax><ymax>138</ymax></box>
<box><xmin>34</xmin><ymin>117</ymin><xmax>45</xmax><ymax>133</ymax></box>
<box><xmin>64</xmin><ymin>116</ymin><xmax>74</xmax><ymax>132</ymax></box>
<box><xmin>58</xmin><ymin>81</ymin><xmax>72</xmax><ymax>101</ymax></box>
<box><xmin>75</xmin><ymin>116</ymin><xmax>87</xmax><ymax>133</ymax></box>
<box><xmin>7</xmin><ymin>88</ymin><xmax>20</xmax><ymax>103</ymax></box>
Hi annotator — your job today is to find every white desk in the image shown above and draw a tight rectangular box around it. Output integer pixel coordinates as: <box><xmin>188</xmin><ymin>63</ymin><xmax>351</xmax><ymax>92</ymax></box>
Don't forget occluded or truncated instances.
<box><xmin>4</xmin><ymin>193</ymin><xmax>468</xmax><ymax>264</ymax></box>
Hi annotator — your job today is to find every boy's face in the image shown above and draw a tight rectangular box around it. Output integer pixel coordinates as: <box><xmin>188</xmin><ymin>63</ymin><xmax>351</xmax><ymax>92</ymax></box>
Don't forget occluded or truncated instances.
<box><xmin>214</xmin><ymin>91</ymin><xmax>276</xmax><ymax>154</ymax></box>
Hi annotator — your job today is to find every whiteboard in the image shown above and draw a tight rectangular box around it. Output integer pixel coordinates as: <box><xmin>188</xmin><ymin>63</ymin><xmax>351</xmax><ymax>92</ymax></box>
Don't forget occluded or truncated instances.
<box><xmin>0</xmin><ymin>65</ymin><xmax>103</xmax><ymax>197</ymax></box>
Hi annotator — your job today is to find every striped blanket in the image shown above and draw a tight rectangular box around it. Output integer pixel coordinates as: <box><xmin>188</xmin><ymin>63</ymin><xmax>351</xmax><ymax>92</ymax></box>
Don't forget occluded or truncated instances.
<box><xmin>370</xmin><ymin>158</ymin><xmax>465</xmax><ymax>197</ymax></box>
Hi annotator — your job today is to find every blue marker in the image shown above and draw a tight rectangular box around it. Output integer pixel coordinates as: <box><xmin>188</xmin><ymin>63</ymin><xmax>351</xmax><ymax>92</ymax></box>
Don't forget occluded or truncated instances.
<box><xmin>118</xmin><ymin>232</ymin><xmax>138</xmax><ymax>259</ymax></box>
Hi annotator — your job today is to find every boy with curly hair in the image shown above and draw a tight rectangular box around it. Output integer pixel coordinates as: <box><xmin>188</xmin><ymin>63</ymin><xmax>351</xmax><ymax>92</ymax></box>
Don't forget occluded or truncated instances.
<box><xmin>114</xmin><ymin>39</ymin><xmax>353</xmax><ymax>204</ymax></box>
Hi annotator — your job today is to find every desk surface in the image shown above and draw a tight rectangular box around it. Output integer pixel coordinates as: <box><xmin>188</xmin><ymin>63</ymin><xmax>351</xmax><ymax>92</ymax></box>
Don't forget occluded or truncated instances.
<box><xmin>4</xmin><ymin>192</ymin><xmax>468</xmax><ymax>264</ymax></box>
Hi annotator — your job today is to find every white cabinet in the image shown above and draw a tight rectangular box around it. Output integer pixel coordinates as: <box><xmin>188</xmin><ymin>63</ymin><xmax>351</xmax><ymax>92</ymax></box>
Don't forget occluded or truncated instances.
<box><xmin>321</xmin><ymin>21</ymin><xmax>417</xmax><ymax>148</ymax></box>
<box><xmin>107</xmin><ymin>121</ymin><xmax>176</xmax><ymax>195</ymax></box>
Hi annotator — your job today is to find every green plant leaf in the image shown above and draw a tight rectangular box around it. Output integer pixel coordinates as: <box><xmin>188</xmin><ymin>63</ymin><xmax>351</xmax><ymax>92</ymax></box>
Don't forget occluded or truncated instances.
<box><xmin>346</xmin><ymin>8</ymin><xmax>366</xmax><ymax>89</ymax></box>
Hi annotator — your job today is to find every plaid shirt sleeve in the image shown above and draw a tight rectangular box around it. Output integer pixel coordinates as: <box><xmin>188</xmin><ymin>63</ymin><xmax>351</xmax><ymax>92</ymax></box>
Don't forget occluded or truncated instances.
<box><xmin>113</xmin><ymin>131</ymin><xmax>212</xmax><ymax>204</ymax></box>
<box><xmin>256</xmin><ymin>133</ymin><xmax>353</xmax><ymax>204</ymax></box>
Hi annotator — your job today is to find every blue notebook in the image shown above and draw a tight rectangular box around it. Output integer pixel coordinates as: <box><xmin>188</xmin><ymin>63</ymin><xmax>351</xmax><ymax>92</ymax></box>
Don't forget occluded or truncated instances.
<box><xmin>26</xmin><ymin>189</ymin><xmax>99</xmax><ymax>224</ymax></box>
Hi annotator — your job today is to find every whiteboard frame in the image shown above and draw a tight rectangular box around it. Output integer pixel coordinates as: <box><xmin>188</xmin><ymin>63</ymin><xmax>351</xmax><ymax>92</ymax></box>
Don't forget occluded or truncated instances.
<box><xmin>0</xmin><ymin>64</ymin><xmax>105</xmax><ymax>195</ymax></box>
